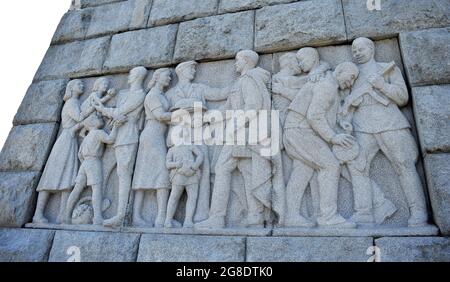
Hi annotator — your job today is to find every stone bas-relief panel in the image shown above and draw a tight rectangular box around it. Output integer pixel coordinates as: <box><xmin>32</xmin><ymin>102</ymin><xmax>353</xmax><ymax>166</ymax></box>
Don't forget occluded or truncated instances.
<box><xmin>27</xmin><ymin>37</ymin><xmax>437</xmax><ymax>237</ymax></box>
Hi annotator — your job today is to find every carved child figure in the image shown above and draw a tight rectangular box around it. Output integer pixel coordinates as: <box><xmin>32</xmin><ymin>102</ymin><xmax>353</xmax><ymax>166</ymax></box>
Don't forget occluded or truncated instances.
<box><xmin>64</xmin><ymin>114</ymin><xmax>119</xmax><ymax>225</ymax></box>
<box><xmin>165</xmin><ymin>142</ymin><xmax>204</xmax><ymax>228</ymax></box>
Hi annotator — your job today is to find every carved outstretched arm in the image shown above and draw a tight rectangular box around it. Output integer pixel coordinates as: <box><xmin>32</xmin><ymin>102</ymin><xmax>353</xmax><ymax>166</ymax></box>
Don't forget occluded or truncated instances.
<box><xmin>375</xmin><ymin>67</ymin><xmax>409</xmax><ymax>107</ymax></box>
<box><xmin>152</xmin><ymin>106</ymin><xmax>172</xmax><ymax>122</ymax></box>
<box><xmin>191</xmin><ymin>146</ymin><xmax>204</xmax><ymax>170</ymax></box>
<box><xmin>272</xmin><ymin>82</ymin><xmax>298</xmax><ymax>101</ymax></box>
<box><xmin>202</xmin><ymin>84</ymin><xmax>230</xmax><ymax>102</ymax></box>
<box><xmin>166</xmin><ymin>149</ymin><xmax>178</xmax><ymax>170</ymax></box>
<box><xmin>101</xmin><ymin>126</ymin><xmax>118</xmax><ymax>145</ymax></box>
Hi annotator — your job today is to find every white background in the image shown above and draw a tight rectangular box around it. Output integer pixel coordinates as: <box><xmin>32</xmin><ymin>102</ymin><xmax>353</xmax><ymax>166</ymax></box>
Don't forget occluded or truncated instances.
<box><xmin>0</xmin><ymin>1</ymin><xmax>70</xmax><ymax>149</ymax></box>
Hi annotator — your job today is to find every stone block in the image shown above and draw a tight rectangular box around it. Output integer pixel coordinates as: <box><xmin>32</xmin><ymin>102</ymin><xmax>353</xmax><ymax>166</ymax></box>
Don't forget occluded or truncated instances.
<box><xmin>343</xmin><ymin>0</ymin><xmax>450</xmax><ymax>40</ymax></box>
<box><xmin>218</xmin><ymin>0</ymin><xmax>296</xmax><ymax>13</ymax></box>
<box><xmin>247</xmin><ymin>237</ymin><xmax>373</xmax><ymax>262</ymax></box>
<box><xmin>13</xmin><ymin>79</ymin><xmax>69</xmax><ymax>126</ymax></box>
<box><xmin>255</xmin><ymin>0</ymin><xmax>347</xmax><ymax>53</ymax></box>
<box><xmin>0</xmin><ymin>228</ymin><xmax>55</xmax><ymax>262</ymax></box>
<box><xmin>49</xmin><ymin>231</ymin><xmax>140</xmax><ymax>262</ymax></box>
<box><xmin>0</xmin><ymin>123</ymin><xmax>59</xmax><ymax>172</ymax></box>
<box><xmin>375</xmin><ymin>237</ymin><xmax>450</xmax><ymax>262</ymax></box>
<box><xmin>35</xmin><ymin>36</ymin><xmax>110</xmax><ymax>81</ymax></box>
<box><xmin>52</xmin><ymin>9</ymin><xmax>92</xmax><ymax>44</ymax></box>
<box><xmin>400</xmin><ymin>27</ymin><xmax>450</xmax><ymax>86</ymax></box>
<box><xmin>0</xmin><ymin>172</ymin><xmax>40</xmax><ymax>227</ymax></box>
<box><xmin>149</xmin><ymin>0</ymin><xmax>218</xmax><ymax>26</ymax></box>
<box><xmin>137</xmin><ymin>234</ymin><xmax>245</xmax><ymax>262</ymax></box>
<box><xmin>78</xmin><ymin>0</ymin><xmax>124</xmax><ymax>8</ymax></box>
<box><xmin>104</xmin><ymin>24</ymin><xmax>177</xmax><ymax>72</ymax></box>
<box><xmin>412</xmin><ymin>85</ymin><xmax>450</xmax><ymax>154</ymax></box>
<box><xmin>173</xmin><ymin>11</ymin><xmax>254</xmax><ymax>62</ymax></box>
<box><xmin>424</xmin><ymin>154</ymin><xmax>450</xmax><ymax>236</ymax></box>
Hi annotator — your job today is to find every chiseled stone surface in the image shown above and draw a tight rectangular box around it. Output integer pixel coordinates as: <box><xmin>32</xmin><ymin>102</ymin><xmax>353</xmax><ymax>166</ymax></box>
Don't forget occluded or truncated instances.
<box><xmin>149</xmin><ymin>0</ymin><xmax>218</xmax><ymax>26</ymax></box>
<box><xmin>0</xmin><ymin>228</ymin><xmax>55</xmax><ymax>262</ymax></box>
<box><xmin>247</xmin><ymin>237</ymin><xmax>373</xmax><ymax>262</ymax></box>
<box><xmin>138</xmin><ymin>234</ymin><xmax>246</xmax><ymax>262</ymax></box>
<box><xmin>424</xmin><ymin>154</ymin><xmax>450</xmax><ymax>236</ymax></box>
<box><xmin>375</xmin><ymin>237</ymin><xmax>450</xmax><ymax>262</ymax></box>
<box><xmin>218</xmin><ymin>0</ymin><xmax>296</xmax><ymax>13</ymax></box>
<box><xmin>104</xmin><ymin>24</ymin><xmax>177</xmax><ymax>72</ymax></box>
<box><xmin>343</xmin><ymin>0</ymin><xmax>450</xmax><ymax>40</ymax></box>
<box><xmin>412</xmin><ymin>85</ymin><xmax>450</xmax><ymax>154</ymax></box>
<box><xmin>0</xmin><ymin>123</ymin><xmax>58</xmax><ymax>172</ymax></box>
<box><xmin>49</xmin><ymin>231</ymin><xmax>140</xmax><ymax>262</ymax></box>
<box><xmin>0</xmin><ymin>172</ymin><xmax>40</xmax><ymax>227</ymax></box>
<box><xmin>35</xmin><ymin>36</ymin><xmax>110</xmax><ymax>81</ymax></box>
<box><xmin>400</xmin><ymin>27</ymin><xmax>450</xmax><ymax>86</ymax></box>
<box><xmin>52</xmin><ymin>8</ymin><xmax>92</xmax><ymax>44</ymax></box>
<box><xmin>13</xmin><ymin>79</ymin><xmax>68</xmax><ymax>126</ymax></box>
<box><xmin>77</xmin><ymin>0</ymin><xmax>124</xmax><ymax>9</ymax></box>
<box><xmin>173</xmin><ymin>11</ymin><xmax>254</xmax><ymax>62</ymax></box>
<box><xmin>255</xmin><ymin>0</ymin><xmax>347</xmax><ymax>52</ymax></box>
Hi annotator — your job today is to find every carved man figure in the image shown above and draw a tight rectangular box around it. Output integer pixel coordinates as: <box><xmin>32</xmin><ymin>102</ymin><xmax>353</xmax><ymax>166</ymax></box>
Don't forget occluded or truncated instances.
<box><xmin>196</xmin><ymin>50</ymin><xmax>274</xmax><ymax>229</ymax></box>
<box><xmin>94</xmin><ymin>66</ymin><xmax>148</xmax><ymax>227</ymax></box>
<box><xmin>345</xmin><ymin>37</ymin><xmax>427</xmax><ymax>227</ymax></box>
<box><xmin>283</xmin><ymin>62</ymin><xmax>360</xmax><ymax>228</ymax></box>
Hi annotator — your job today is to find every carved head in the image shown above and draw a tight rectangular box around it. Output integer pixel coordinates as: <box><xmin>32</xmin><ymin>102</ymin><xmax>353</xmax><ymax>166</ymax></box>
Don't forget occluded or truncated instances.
<box><xmin>296</xmin><ymin>47</ymin><xmax>320</xmax><ymax>73</ymax></box>
<box><xmin>128</xmin><ymin>66</ymin><xmax>148</xmax><ymax>85</ymax></box>
<box><xmin>64</xmin><ymin>79</ymin><xmax>84</xmax><ymax>101</ymax></box>
<box><xmin>92</xmin><ymin>77</ymin><xmax>109</xmax><ymax>93</ymax></box>
<box><xmin>235</xmin><ymin>50</ymin><xmax>259</xmax><ymax>74</ymax></box>
<box><xmin>352</xmin><ymin>37</ymin><xmax>375</xmax><ymax>64</ymax></box>
<box><xmin>176</xmin><ymin>61</ymin><xmax>197</xmax><ymax>82</ymax></box>
<box><xmin>148</xmin><ymin>68</ymin><xmax>172</xmax><ymax>90</ymax></box>
<box><xmin>84</xmin><ymin>113</ymin><xmax>104</xmax><ymax>130</ymax></box>
<box><xmin>279</xmin><ymin>53</ymin><xmax>301</xmax><ymax>75</ymax></box>
<box><xmin>334</xmin><ymin>62</ymin><xmax>359</xmax><ymax>90</ymax></box>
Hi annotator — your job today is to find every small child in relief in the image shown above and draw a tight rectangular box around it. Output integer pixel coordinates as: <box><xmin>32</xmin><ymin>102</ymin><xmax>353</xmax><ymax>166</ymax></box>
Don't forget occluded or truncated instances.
<box><xmin>165</xmin><ymin>143</ymin><xmax>204</xmax><ymax>228</ymax></box>
<box><xmin>65</xmin><ymin>114</ymin><xmax>119</xmax><ymax>225</ymax></box>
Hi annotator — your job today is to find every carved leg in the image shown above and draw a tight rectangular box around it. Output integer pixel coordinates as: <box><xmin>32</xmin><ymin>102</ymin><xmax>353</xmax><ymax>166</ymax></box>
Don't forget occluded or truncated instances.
<box><xmin>184</xmin><ymin>184</ymin><xmax>199</xmax><ymax>228</ymax></box>
<box><xmin>132</xmin><ymin>190</ymin><xmax>147</xmax><ymax>227</ymax></box>
<box><xmin>57</xmin><ymin>191</ymin><xmax>70</xmax><ymax>224</ymax></box>
<box><xmin>33</xmin><ymin>191</ymin><xmax>50</xmax><ymax>224</ymax></box>
<box><xmin>240</xmin><ymin>159</ymin><xmax>265</xmax><ymax>228</ymax></box>
<box><xmin>92</xmin><ymin>184</ymin><xmax>103</xmax><ymax>225</ymax></box>
<box><xmin>165</xmin><ymin>185</ymin><xmax>184</xmax><ymax>228</ymax></box>
<box><xmin>65</xmin><ymin>180</ymin><xmax>86</xmax><ymax>224</ymax></box>
<box><xmin>155</xmin><ymin>189</ymin><xmax>170</xmax><ymax>228</ymax></box>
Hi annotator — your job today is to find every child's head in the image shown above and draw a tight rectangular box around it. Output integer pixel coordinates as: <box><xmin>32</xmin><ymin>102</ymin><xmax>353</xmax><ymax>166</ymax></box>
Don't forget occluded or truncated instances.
<box><xmin>279</xmin><ymin>53</ymin><xmax>301</xmax><ymax>75</ymax></box>
<box><xmin>84</xmin><ymin>113</ymin><xmax>105</xmax><ymax>131</ymax></box>
<box><xmin>92</xmin><ymin>77</ymin><xmax>110</xmax><ymax>93</ymax></box>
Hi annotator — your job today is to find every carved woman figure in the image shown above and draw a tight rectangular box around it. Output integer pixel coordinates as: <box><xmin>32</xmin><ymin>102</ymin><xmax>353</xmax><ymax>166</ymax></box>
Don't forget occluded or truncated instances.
<box><xmin>33</xmin><ymin>79</ymin><xmax>88</xmax><ymax>224</ymax></box>
<box><xmin>132</xmin><ymin>68</ymin><xmax>173</xmax><ymax>227</ymax></box>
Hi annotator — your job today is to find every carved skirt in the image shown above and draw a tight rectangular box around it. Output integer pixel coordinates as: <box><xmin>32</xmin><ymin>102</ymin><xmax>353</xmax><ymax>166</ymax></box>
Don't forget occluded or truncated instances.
<box><xmin>37</xmin><ymin>129</ymin><xmax>79</xmax><ymax>192</ymax></box>
<box><xmin>132</xmin><ymin>120</ymin><xmax>170</xmax><ymax>190</ymax></box>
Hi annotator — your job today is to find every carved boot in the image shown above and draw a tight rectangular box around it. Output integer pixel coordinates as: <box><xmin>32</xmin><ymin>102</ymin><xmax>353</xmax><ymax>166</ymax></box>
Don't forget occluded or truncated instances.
<box><xmin>195</xmin><ymin>216</ymin><xmax>226</xmax><ymax>229</ymax></box>
<box><xmin>318</xmin><ymin>214</ymin><xmax>356</xmax><ymax>229</ymax></box>
<box><xmin>103</xmin><ymin>216</ymin><xmax>124</xmax><ymax>228</ymax></box>
<box><xmin>407</xmin><ymin>209</ymin><xmax>428</xmax><ymax>227</ymax></box>
<box><xmin>374</xmin><ymin>200</ymin><xmax>397</xmax><ymax>224</ymax></box>
<box><xmin>285</xmin><ymin>215</ymin><xmax>316</xmax><ymax>228</ymax></box>
<box><xmin>244</xmin><ymin>214</ymin><xmax>265</xmax><ymax>228</ymax></box>
<box><xmin>133</xmin><ymin>216</ymin><xmax>149</xmax><ymax>227</ymax></box>
<box><xmin>32</xmin><ymin>215</ymin><xmax>49</xmax><ymax>224</ymax></box>
<box><xmin>350</xmin><ymin>212</ymin><xmax>374</xmax><ymax>225</ymax></box>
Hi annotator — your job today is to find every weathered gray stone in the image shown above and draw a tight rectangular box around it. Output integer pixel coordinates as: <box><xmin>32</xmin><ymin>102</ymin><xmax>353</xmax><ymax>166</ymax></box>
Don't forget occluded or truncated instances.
<box><xmin>86</xmin><ymin>0</ymin><xmax>152</xmax><ymax>38</ymax></box>
<box><xmin>0</xmin><ymin>123</ymin><xmax>59</xmax><ymax>172</ymax></box>
<box><xmin>149</xmin><ymin>0</ymin><xmax>218</xmax><ymax>26</ymax></box>
<box><xmin>255</xmin><ymin>0</ymin><xmax>347</xmax><ymax>53</ymax></box>
<box><xmin>35</xmin><ymin>36</ymin><xmax>110</xmax><ymax>81</ymax></box>
<box><xmin>424</xmin><ymin>154</ymin><xmax>450</xmax><ymax>236</ymax></box>
<box><xmin>77</xmin><ymin>0</ymin><xmax>124</xmax><ymax>8</ymax></box>
<box><xmin>375</xmin><ymin>237</ymin><xmax>450</xmax><ymax>262</ymax></box>
<box><xmin>52</xmin><ymin>9</ymin><xmax>92</xmax><ymax>44</ymax></box>
<box><xmin>173</xmin><ymin>11</ymin><xmax>254</xmax><ymax>62</ymax></box>
<box><xmin>104</xmin><ymin>25</ymin><xmax>177</xmax><ymax>72</ymax></box>
<box><xmin>400</xmin><ymin>27</ymin><xmax>450</xmax><ymax>86</ymax></box>
<box><xmin>0</xmin><ymin>228</ymin><xmax>55</xmax><ymax>262</ymax></box>
<box><xmin>343</xmin><ymin>0</ymin><xmax>450</xmax><ymax>40</ymax></box>
<box><xmin>13</xmin><ymin>80</ymin><xmax>69</xmax><ymax>126</ymax></box>
<box><xmin>0</xmin><ymin>172</ymin><xmax>40</xmax><ymax>227</ymax></box>
<box><xmin>138</xmin><ymin>235</ymin><xmax>245</xmax><ymax>262</ymax></box>
<box><xmin>218</xmin><ymin>0</ymin><xmax>296</xmax><ymax>13</ymax></box>
<box><xmin>247</xmin><ymin>237</ymin><xmax>373</xmax><ymax>262</ymax></box>
<box><xmin>49</xmin><ymin>231</ymin><xmax>140</xmax><ymax>262</ymax></box>
<box><xmin>412</xmin><ymin>85</ymin><xmax>450</xmax><ymax>154</ymax></box>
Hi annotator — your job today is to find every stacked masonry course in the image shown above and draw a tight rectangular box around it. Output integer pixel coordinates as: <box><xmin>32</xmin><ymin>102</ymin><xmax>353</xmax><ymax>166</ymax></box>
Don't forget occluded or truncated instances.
<box><xmin>0</xmin><ymin>0</ymin><xmax>450</xmax><ymax>261</ymax></box>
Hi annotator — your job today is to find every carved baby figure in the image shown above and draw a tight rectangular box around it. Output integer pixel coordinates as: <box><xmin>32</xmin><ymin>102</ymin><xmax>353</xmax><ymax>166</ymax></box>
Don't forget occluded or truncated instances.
<box><xmin>165</xmin><ymin>143</ymin><xmax>204</xmax><ymax>228</ymax></box>
<box><xmin>64</xmin><ymin>114</ymin><xmax>119</xmax><ymax>225</ymax></box>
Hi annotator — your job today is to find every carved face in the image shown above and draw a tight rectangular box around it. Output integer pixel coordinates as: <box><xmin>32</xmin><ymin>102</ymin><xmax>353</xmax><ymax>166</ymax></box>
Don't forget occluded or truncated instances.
<box><xmin>97</xmin><ymin>79</ymin><xmax>109</xmax><ymax>93</ymax></box>
<box><xmin>235</xmin><ymin>55</ymin><xmax>247</xmax><ymax>74</ymax></box>
<box><xmin>180</xmin><ymin>65</ymin><xmax>196</xmax><ymax>81</ymax></box>
<box><xmin>128</xmin><ymin>68</ymin><xmax>146</xmax><ymax>84</ymax></box>
<box><xmin>352</xmin><ymin>41</ymin><xmax>374</xmax><ymax>64</ymax></box>
<box><xmin>297</xmin><ymin>54</ymin><xmax>316</xmax><ymax>73</ymax></box>
<box><xmin>160</xmin><ymin>71</ymin><xmax>172</xmax><ymax>87</ymax></box>
<box><xmin>74</xmin><ymin>80</ymin><xmax>84</xmax><ymax>95</ymax></box>
<box><xmin>337</xmin><ymin>71</ymin><xmax>357</xmax><ymax>90</ymax></box>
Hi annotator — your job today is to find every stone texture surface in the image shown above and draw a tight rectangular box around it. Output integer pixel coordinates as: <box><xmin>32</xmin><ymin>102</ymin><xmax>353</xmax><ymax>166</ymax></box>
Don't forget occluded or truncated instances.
<box><xmin>0</xmin><ymin>123</ymin><xmax>59</xmax><ymax>172</ymax></box>
<box><xmin>255</xmin><ymin>0</ymin><xmax>347</xmax><ymax>52</ymax></box>
<box><xmin>35</xmin><ymin>36</ymin><xmax>110</xmax><ymax>81</ymax></box>
<box><xmin>247</xmin><ymin>237</ymin><xmax>373</xmax><ymax>262</ymax></box>
<box><xmin>424</xmin><ymin>154</ymin><xmax>450</xmax><ymax>236</ymax></box>
<box><xmin>52</xmin><ymin>8</ymin><xmax>92</xmax><ymax>44</ymax></box>
<box><xmin>412</xmin><ymin>85</ymin><xmax>450</xmax><ymax>154</ymax></box>
<box><xmin>49</xmin><ymin>231</ymin><xmax>140</xmax><ymax>262</ymax></box>
<box><xmin>173</xmin><ymin>11</ymin><xmax>254</xmax><ymax>62</ymax></box>
<box><xmin>104</xmin><ymin>24</ymin><xmax>177</xmax><ymax>72</ymax></box>
<box><xmin>400</xmin><ymin>27</ymin><xmax>450</xmax><ymax>86</ymax></box>
<box><xmin>375</xmin><ymin>237</ymin><xmax>450</xmax><ymax>262</ymax></box>
<box><xmin>149</xmin><ymin>0</ymin><xmax>218</xmax><ymax>26</ymax></box>
<box><xmin>0</xmin><ymin>228</ymin><xmax>55</xmax><ymax>262</ymax></box>
<box><xmin>343</xmin><ymin>0</ymin><xmax>450</xmax><ymax>40</ymax></box>
<box><xmin>13</xmin><ymin>80</ymin><xmax>69</xmax><ymax>126</ymax></box>
<box><xmin>0</xmin><ymin>172</ymin><xmax>40</xmax><ymax>227</ymax></box>
<box><xmin>138</xmin><ymin>235</ymin><xmax>245</xmax><ymax>262</ymax></box>
<box><xmin>77</xmin><ymin>0</ymin><xmax>124</xmax><ymax>8</ymax></box>
<box><xmin>219</xmin><ymin>0</ymin><xmax>296</xmax><ymax>13</ymax></box>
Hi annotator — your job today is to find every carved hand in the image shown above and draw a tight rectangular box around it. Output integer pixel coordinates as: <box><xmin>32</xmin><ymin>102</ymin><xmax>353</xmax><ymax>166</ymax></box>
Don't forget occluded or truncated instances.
<box><xmin>368</xmin><ymin>74</ymin><xmax>385</xmax><ymax>90</ymax></box>
<box><xmin>339</xmin><ymin>121</ymin><xmax>353</xmax><ymax>134</ymax></box>
<box><xmin>107</xmin><ymin>88</ymin><xmax>117</xmax><ymax>97</ymax></box>
<box><xmin>331</xmin><ymin>134</ymin><xmax>355</xmax><ymax>149</ymax></box>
